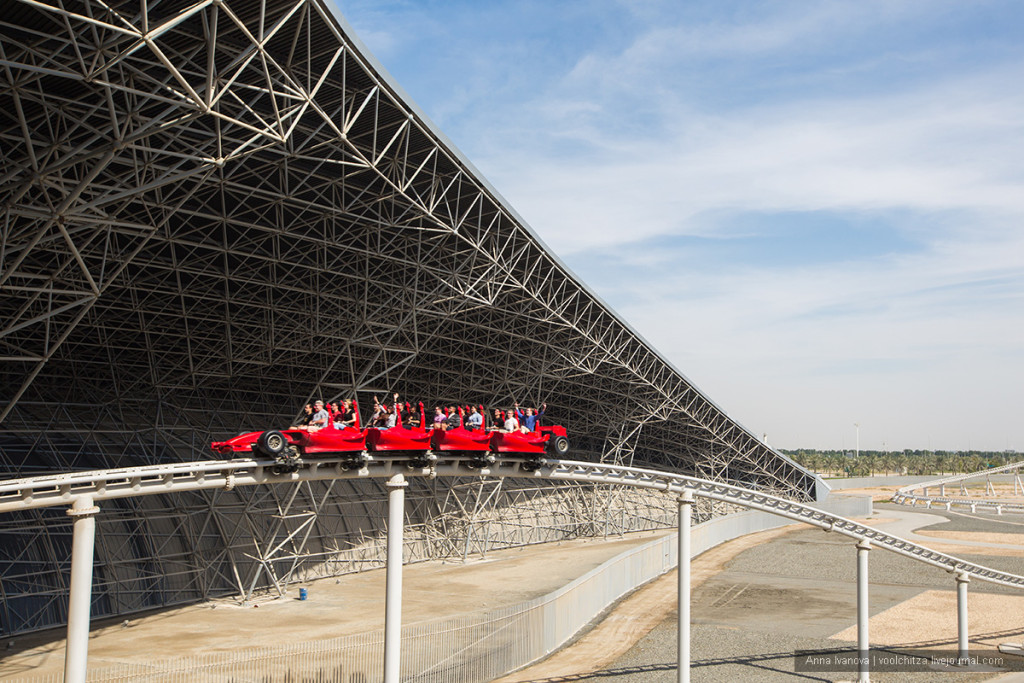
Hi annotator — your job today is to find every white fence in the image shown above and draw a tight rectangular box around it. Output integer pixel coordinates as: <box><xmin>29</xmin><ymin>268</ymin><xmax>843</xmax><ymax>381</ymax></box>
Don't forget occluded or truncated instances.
<box><xmin>11</xmin><ymin>495</ymin><xmax>871</xmax><ymax>683</ymax></box>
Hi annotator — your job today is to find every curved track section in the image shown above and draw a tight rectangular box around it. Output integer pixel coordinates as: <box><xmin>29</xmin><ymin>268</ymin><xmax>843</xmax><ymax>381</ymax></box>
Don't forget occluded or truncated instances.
<box><xmin>3</xmin><ymin>456</ymin><xmax>1023</xmax><ymax>589</ymax></box>
<box><xmin>893</xmin><ymin>461</ymin><xmax>1024</xmax><ymax>514</ymax></box>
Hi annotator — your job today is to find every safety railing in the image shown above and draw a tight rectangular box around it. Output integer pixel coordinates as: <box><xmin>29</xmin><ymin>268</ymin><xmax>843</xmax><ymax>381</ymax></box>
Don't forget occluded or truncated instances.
<box><xmin>892</xmin><ymin>460</ymin><xmax>1024</xmax><ymax>514</ymax></box>
<box><xmin>3</xmin><ymin>456</ymin><xmax>1024</xmax><ymax>587</ymax></box>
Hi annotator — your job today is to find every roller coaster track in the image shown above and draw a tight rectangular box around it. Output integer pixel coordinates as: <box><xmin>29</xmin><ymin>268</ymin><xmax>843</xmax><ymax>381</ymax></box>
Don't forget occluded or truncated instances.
<box><xmin>3</xmin><ymin>455</ymin><xmax>1024</xmax><ymax>589</ymax></box>
<box><xmin>893</xmin><ymin>460</ymin><xmax>1024</xmax><ymax>514</ymax></box>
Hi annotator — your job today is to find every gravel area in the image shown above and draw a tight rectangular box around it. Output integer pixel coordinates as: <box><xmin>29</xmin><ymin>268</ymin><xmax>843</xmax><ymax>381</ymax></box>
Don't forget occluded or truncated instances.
<box><xmin>572</xmin><ymin>508</ymin><xmax>1024</xmax><ymax>682</ymax></box>
<box><xmin>589</xmin><ymin>621</ymin><xmax>1010</xmax><ymax>683</ymax></box>
<box><xmin>725</xmin><ymin>528</ymin><xmax>1024</xmax><ymax>597</ymax></box>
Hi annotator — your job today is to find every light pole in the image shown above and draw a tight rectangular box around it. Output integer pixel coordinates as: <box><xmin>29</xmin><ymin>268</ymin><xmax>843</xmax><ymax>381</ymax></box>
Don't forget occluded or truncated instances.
<box><xmin>854</xmin><ymin>423</ymin><xmax>860</xmax><ymax>459</ymax></box>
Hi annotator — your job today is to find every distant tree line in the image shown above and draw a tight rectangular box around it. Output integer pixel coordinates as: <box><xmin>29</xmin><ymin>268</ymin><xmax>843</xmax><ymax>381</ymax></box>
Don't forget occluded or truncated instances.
<box><xmin>780</xmin><ymin>449</ymin><xmax>1020</xmax><ymax>478</ymax></box>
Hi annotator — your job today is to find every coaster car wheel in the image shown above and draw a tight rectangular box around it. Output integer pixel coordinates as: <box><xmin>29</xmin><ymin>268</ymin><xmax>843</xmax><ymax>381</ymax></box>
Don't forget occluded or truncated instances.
<box><xmin>270</xmin><ymin>446</ymin><xmax>301</xmax><ymax>475</ymax></box>
<box><xmin>341</xmin><ymin>452</ymin><xmax>370</xmax><ymax>471</ymax></box>
<box><xmin>407</xmin><ymin>452</ymin><xmax>438</xmax><ymax>469</ymax></box>
<box><xmin>468</xmin><ymin>453</ymin><xmax>496</xmax><ymax>469</ymax></box>
<box><xmin>256</xmin><ymin>430</ymin><xmax>288</xmax><ymax>457</ymax></box>
<box><xmin>551</xmin><ymin>435</ymin><xmax>569</xmax><ymax>456</ymax></box>
<box><xmin>520</xmin><ymin>457</ymin><xmax>546</xmax><ymax>473</ymax></box>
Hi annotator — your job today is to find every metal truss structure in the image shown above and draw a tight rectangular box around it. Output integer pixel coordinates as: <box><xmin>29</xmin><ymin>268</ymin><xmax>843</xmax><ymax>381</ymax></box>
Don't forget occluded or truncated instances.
<box><xmin>0</xmin><ymin>0</ymin><xmax>815</xmax><ymax>636</ymax></box>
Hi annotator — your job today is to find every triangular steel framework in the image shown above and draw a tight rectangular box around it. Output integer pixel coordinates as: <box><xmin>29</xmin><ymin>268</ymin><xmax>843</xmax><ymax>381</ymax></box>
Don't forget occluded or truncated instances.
<box><xmin>0</xmin><ymin>0</ymin><xmax>815</xmax><ymax>636</ymax></box>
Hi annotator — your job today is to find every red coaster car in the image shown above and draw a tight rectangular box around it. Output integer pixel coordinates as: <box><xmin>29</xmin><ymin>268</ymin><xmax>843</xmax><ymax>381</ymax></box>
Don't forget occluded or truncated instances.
<box><xmin>365</xmin><ymin>403</ymin><xmax>434</xmax><ymax>466</ymax></box>
<box><xmin>211</xmin><ymin>424</ymin><xmax>368</xmax><ymax>457</ymax></box>
<box><xmin>211</xmin><ymin>402</ymin><xmax>571</xmax><ymax>471</ymax></box>
<box><xmin>490</xmin><ymin>425</ymin><xmax>569</xmax><ymax>456</ymax></box>
<box><xmin>431</xmin><ymin>407</ymin><xmax>495</xmax><ymax>465</ymax></box>
<box><xmin>211</xmin><ymin>403</ymin><xmax>371</xmax><ymax>472</ymax></box>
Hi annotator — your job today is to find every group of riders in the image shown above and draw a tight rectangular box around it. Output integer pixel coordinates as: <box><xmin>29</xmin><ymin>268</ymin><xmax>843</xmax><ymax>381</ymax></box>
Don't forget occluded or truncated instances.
<box><xmin>291</xmin><ymin>394</ymin><xmax>547</xmax><ymax>435</ymax></box>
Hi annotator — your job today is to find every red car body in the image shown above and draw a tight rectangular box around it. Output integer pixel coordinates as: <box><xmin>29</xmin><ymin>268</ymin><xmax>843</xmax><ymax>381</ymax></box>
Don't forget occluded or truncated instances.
<box><xmin>211</xmin><ymin>404</ymin><xmax>569</xmax><ymax>460</ymax></box>
<box><xmin>490</xmin><ymin>425</ymin><xmax>566</xmax><ymax>455</ymax></box>
<box><xmin>211</xmin><ymin>425</ymin><xmax>368</xmax><ymax>456</ymax></box>
<box><xmin>433</xmin><ymin>426</ymin><xmax>493</xmax><ymax>453</ymax></box>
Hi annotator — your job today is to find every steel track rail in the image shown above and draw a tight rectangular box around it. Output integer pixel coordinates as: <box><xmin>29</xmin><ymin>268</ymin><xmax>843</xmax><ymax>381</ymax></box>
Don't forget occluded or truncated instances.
<box><xmin>892</xmin><ymin>460</ymin><xmax>1024</xmax><ymax>514</ymax></box>
<box><xmin>3</xmin><ymin>456</ymin><xmax>1023</xmax><ymax>589</ymax></box>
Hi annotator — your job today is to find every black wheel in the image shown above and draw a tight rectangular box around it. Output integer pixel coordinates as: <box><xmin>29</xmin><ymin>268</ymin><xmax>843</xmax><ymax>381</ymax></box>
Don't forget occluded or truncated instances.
<box><xmin>256</xmin><ymin>430</ymin><xmax>288</xmax><ymax>457</ymax></box>
<box><xmin>551</xmin><ymin>435</ymin><xmax>569</xmax><ymax>456</ymax></box>
<box><xmin>343</xmin><ymin>452</ymin><xmax>369</xmax><ymax>470</ymax></box>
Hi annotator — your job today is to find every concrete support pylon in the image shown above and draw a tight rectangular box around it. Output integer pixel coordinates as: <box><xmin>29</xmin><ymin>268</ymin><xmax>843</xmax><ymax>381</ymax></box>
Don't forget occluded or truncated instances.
<box><xmin>384</xmin><ymin>473</ymin><xmax>408</xmax><ymax>683</ymax></box>
<box><xmin>956</xmin><ymin>571</ymin><xmax>970</xmax><ymax>664</ymax></box>
<box><xmin>64</xmin><ymin>496</ymin><xmax>100</xmax><ymax>683</ymax></box>
<box><xmin>857</xmin><ymin>539</ymin><xmax>871</xmax><ymax>683</ymax></box>
<box><xmin>678</xmin><ymin>489</ymin><xmax>693</xmax><ymax>683</ymax></box>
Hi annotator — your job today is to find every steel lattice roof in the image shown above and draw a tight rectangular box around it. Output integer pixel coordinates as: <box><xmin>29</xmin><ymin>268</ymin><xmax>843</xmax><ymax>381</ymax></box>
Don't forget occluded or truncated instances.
<box><xmin>0</xmin><ymin>0</ymin><xmax>815</xmax><ymax>635</ymax></box>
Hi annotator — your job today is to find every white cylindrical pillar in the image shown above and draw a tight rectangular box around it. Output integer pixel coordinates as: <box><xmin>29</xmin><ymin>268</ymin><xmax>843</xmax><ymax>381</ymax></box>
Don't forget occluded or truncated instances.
<box><xmin>383</xmin><ymin>473</ymin><xmax>408</xmax><ymax>683</ymax></box>
<box><xmin>857</xmin><ymin>539</ymin><xmax>871</xmax><ymax>683</ymax></box>
<box><xmin>678</xmin><ymin>490</ymin><xmax>693</xmax><ymax>683</ymax></box>
<box><xmin>956</xmin><ymin>572</ymin><xmax>970</xmax><ymax>663</ymax></box>
<box><xmin>64</xmin><ymin>496</ymin><xmax>100</xmax><ymax>683</ymax></box>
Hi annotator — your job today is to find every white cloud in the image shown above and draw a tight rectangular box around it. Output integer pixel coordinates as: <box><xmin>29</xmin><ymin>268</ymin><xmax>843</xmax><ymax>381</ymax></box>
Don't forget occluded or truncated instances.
<box><xmin>479</xmin><ymin>68</ymin><xmax>1024</xmax><ymax>255</ymax></box>
<box><xmin>469</xmin><ymin>7</ymin><xmax>1024</xmax><ymax>450</ymax></box>
<box><xmin>608</xmin><ymin>227</ymin><xmax>1024</xmax><ymax>450</ymax></box>
<box><xmin>340</xmin><ymin>0</ymin><xmax>1024</xmax><ymax>451</ymax></box>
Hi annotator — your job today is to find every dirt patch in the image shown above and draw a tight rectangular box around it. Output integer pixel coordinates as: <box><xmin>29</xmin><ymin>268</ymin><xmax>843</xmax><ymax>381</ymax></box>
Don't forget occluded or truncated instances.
<box><xmin>830</xmin><ymin>590</ymin><xmax>1024</xmax><ymax>653</ymax></box>
<box><xmin>914</xmin><ymin>530</ymin><xmax>1024</xmax><ymax>547</ymax></box>
<box><xmin>841</xmin><ymin>485</ymin><xmax>912</xmax><ymax>502</ymax></box>
<box><xmin>0</xmin><ymin>531</ymin><xmax>674</xmax><ymax>679</ymax></box>
<box><xmin>493</xmin><ymin>524</ymin><xmax>804</xmax><ymax>682</ymax></box>
<box><xmin>904</xmin><ymin>541</ymin><xmax>1024</xmax><ymax>558</ymax></box>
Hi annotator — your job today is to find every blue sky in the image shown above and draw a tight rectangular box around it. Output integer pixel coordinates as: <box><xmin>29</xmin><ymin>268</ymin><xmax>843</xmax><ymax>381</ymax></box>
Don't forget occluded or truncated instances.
<box><xmin>334</xmin><ymin>0</ymin><xmax>1024</xmax><ymax>452</ymax></box>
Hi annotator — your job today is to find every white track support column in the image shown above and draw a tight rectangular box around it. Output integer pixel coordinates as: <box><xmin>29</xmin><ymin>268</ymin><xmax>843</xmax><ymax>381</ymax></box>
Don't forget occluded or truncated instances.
<box><xmin>678</xmin><ymin>490</ymin><xmax>693</xmax><ymax>683</ymax></box>
<box><xmin>383</xmin><ymin>473</ymin><xmax>408</xmax><ymax>683</ymax></box>
<box><xmin>64</xmin><ymin>496</ymin><xmax>100</xmax><ymax>683</ymax></box>
<box><xmin>956</xmin><ymin>572</ymin><xmax>970</xmax><ymax>664</ymax></box>
<box><xmin>857</xmin><ymin>539</ymin><xmax>871</xmax><ymax>683</ymax></box>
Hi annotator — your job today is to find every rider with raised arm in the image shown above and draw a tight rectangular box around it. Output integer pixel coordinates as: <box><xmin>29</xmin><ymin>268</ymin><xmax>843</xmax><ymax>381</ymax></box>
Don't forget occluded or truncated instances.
<box><xmin>514</xmin><ymin>402</ymin><xmax>546</xmax><ymax>433</ymax></box>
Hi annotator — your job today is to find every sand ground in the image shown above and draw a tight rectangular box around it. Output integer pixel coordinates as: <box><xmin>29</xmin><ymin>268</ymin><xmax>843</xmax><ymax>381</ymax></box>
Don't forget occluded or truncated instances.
<box><xmin>3</xmin><ymin>501</ymin><xmax>1024</xmax><ymax>682</ymax></box>
<box><xmin>1</xmin><ymin>530</ymin><xmax>674</xmax><ymax>678</ymax></box>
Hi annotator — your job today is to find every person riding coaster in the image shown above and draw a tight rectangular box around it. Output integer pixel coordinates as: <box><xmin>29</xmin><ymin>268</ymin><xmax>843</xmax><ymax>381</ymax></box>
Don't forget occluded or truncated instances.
<box><xmin>210</xmin><ymin>399</ymin><xmax>570</xmax><ymax>472</ymax></box>
<box><xmin>431</xmin><ymin>406</ymin><xmax>496</xmax><ymax>467</ymax></box>
<box><xmin>364</xmin><ymin>402</ymin><xmax>436</xmax><ymax>468</ymax></box>
<box><xmin>212</xmin><ymin>399</ymin><xmax>371</xmax><ymax>473</ymax></box>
